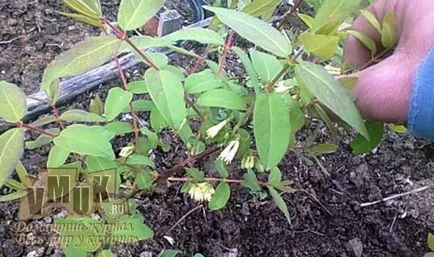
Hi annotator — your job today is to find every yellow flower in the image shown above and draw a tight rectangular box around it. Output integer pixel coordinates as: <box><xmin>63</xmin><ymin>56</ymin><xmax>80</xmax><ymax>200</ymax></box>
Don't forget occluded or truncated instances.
<box><xmin>188</xmin><ymin>182</ymin><xmax>215</xmax><ymax>202</ymax></box>
<box><xmin>206</xmin><ymin>118</ymin><xmax>230</xmax><ymax>138</ymax></box>
<box><xmin>241</xmin><ymin>155</ymin><xmax>255</xmax><ymax>169</ymax></box>
<box><xmin>218</xmin><ymin>140</ymin><xmax>240</xmax><ymax>164</ymax></box>
<box><xmin>119</xmin><ymin>145</ymin><xmax>135</xmax><ymax>158</ymax></box>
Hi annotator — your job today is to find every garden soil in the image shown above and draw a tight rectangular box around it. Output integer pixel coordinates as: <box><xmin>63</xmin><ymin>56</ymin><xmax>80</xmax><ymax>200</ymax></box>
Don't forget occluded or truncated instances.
<box><xmin>0</xmin><ymin>1</ymin><xmax>433</xmax><ymax>257</ymax></box>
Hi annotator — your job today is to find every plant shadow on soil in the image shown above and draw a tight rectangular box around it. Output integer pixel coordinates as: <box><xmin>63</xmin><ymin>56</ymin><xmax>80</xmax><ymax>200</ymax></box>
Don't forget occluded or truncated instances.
<box><xmin>0</xmin><ymin>1</ymin><xmax>434</xmax><ymax>257</ymax></box>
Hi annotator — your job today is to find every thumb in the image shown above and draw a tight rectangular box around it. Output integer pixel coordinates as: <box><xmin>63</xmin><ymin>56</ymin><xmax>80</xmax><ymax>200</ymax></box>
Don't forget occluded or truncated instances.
<box><xmin>352</xmin><ymin>53</ymin><xmax>415</xmax><ymax>124</ymax></box>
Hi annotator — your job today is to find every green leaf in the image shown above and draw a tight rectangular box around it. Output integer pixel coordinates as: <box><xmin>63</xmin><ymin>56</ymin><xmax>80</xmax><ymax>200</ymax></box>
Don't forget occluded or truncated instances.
<box><xmin>198</xmin><ymin>89</ymin><xmax>247</xmax><ymax>110</ymax></box>
<box><xmin>128</xmin><ymin>80</ymin><xmax>148</xmax><ymax>94</ymax></box>
<box><xmin>428</xmin><ymin>233</ymin><xmax>434</xmax><ymax>252</ymax></box>
<box><xmin>242</xmin><ymin>170</ymin><xmax>261</xmax><ymax>193</ymax></box>
<box><xmin>127</xmin><ymin>100</ymin><xmax>154</xmax><ymax>112</ymax></box>
<box><xmin>298</xmin><ymin>13</ymin><xmax>314</xmax><ymax>28</ymax></box>
<box><xmin>29</xmin><ymin>115</ymin><xmax>57</xmax><ymax>127</ymax></box>
<box><xmin>26</xmin><ymin>128</ymin><xmax>60</xmax><ymax>150</ymax></box>
<box><xmin>63</xmin><ymin>247</ymin><xmax>88</xmax><ymax>257</ymax></box>
<box><xmin>150</xmin><ymin>105</ymin><xmax>168</xmax><ymax>133</ymax></box>
<box><xmin>268</xmin><ymin>186</ymin><xmax>291</xmax><ymax>224</ymax></box>
<box><xmin>0</xmin><ymin>81</ymin><xmax>27</xmax><ymax>122</ymax></box>
<box><xmin>118</xmin><ymin>36</ymin><xmax>170</xmax><ymax>54</ymax></box>
<box><xmin>89</xmin><ymin>94</ymin><xmax>104</xmax><ymax>115</ymax></box>
<box><xmin>186</xmin><ymin>168</ymin><xmax>205</xmax><ymax>182</ymax></box>
<box><xmin>85</xmin><ymin>156</ymin><xmax>117</xmax><ymax>173</ymax></box>
<box><xmin>312</xmin><ymin>0</ymin><xmax>361</xmax><ymax>32</ymax></box>
<box><xmin>16</xmin><ymin>161</ymin><xmax>31</xmax><ymax>187</ymax></box>
<box><xmin>5</xmin><ymin>179</ymin><xmax>25</xmax><ymax>190</ymax></box>
<box><xmin>54</xmin><ymin>125</ymin><xmax>115</xmax><ymax>159</ymax></box>
<box><xmin>57</xmin><ymin>11</ymin><xmax>101</xmax><ymax>27</ymax></box>
<box><xmin>298</xmin><ymin>32</ymin><xmax>339</xmax><ymax>59</ymax></box>
<box><xmin>136</xmin><ymin>171</ymin><xmax>155</xmax><ymax>190</ymax></box>
<box><xmin>351</xmin><ymin>121</ymin><xmax>384</xmax><ymax>154</ymax></box>
<box><xmin>242</xmin><ymin>0</ymin><xmax>282</xmax><ymax>20</ymax></box>
<box><xmin>41</xmin><ymin>36</ymin><xmax>121</xmax><ymax>96</ymax></box>
<box><xmin>145</xmin><ymin>67</ymin><xmax>187</xmax><ymax>130</ymax></box>
<box><xmin>97</xmin><ymin>249</ymin><xmax>116</xmax><ymax>257</ymax></box>
<box><xmin>232</xmin><ymin>47</ymin><xmax>260</xmax><ymax>91</ymax></box>
<box><xmin>204</xmin><ymin>6</ymin><xmax>291</xmax><ymax>57</ymax></box>
<box><xmin>47</xmin><ymin>145</ymin><xmax>70</xmax><ymax>168</ymax></box>
<box><xmin>118</xmin><ymin>0</ymin><xmax>165</xmax><ymax>30</ymax></box>
<box><xmin>104</xmin><ymin>87</ymin><xmax>133</xmax><ymax>121</ymax></box>
<box><xmin>0</xmin><ymin>190</ymin><xmax>28</xmax><ymax>202</ymax></box>
<box><xmin>215</xmin><ymin>159</ymin><xmax>229</xmax><ymax>178</ymax></box>
<box><xmin>161</xmin><ymin>250</ymin><xmax>182</xmax><ymax>257</ymax></box>
<box><xmin>127</xmin><ymin>154</ymin><xmax>155</xmax><ymax>169</ymax></box>
<box><xmin>111</xmin><ymin>214</ymin><xmax>154</xmax><ymax>240</ymax></box>
<box><xmin>60</xmin><ymin>109</ymin><xmax>106</xmax><ymax>122</ymax></box>
<box><xmin>295</xmin><ymin>61</ymin><xmax>368</xmax><ymax>138</ymax></box>
<box><xmin>185</xmin><ymin>70</ymin><xmax>224</xmax><ymax>94</ymax></box>
<box><xmin>253</xmin><ymin>93</ymin><xmax>291</xmax><ymax>170</ymax></box>
<box><xmin>104</xmin><ymin>121</ymin><xmax>133</xmax><ymax>136</ymax></box>
<box><xmin>193</xmin><ymin>254</ymin><xmax>205</xmax><ymax>257</ymax></box>
<box><xmin>62</xmin><ymin>0</ymin><xmax>102</xmax><ymax>18</ymax></box>
<box><xmin>0</xmin><ymin>128</ymin><xmax>25</xmax><ymax>187</ymax></box>
<box><xmin>309</xmin><ymin>143</ymin><xmax>338</xmax><ymax>154</ymax></box>
<box><xmin>347</xmin><ymin>30</ymin><xmax>377</xmax><ymax>56</ymax></box>
<box><xmin>209</xmin><ymin>182</ymin><xmax>230</xmax><ymax>211</ymax></box>
<box><xmin>360</xmin><ymin>10</ymin><xmax>382</xmax><ymax>34</ymax></box>
<box><xmin>163</xmin><ymin>27</ymin><xmax>224</xmax><ymax>45</ymax></box>
<box><xmin>249</xmin><ymin>49</ymin><xmax>283</xmax><ymax>82</ymax></box>
<box><xmin>388</xmin><ymin>124</ymin><xmax>407</xmax><ymax>134</ymax></box>
<box><xmin>268</xmin><ymin>167</ymin><xmax>282</xmax><ymax>186</ymax></box>
<box><xmin>381</xmin><ymin>11</ymin><xmax>398</xmax><ymax>49</ymax></box>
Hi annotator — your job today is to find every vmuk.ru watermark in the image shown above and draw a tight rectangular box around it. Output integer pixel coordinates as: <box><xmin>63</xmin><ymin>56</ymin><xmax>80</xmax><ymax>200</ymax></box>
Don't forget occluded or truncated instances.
<box><xmin>18</xmin><ymin>168</ymin><xmax>128</xmax><ymax>220</ymax></box>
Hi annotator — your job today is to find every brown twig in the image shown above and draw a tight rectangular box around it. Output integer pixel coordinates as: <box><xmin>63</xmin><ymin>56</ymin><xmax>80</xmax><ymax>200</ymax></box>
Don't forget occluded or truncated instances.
<box><xmin>167</xmin><ymin>176</ymin><xmax>268</xmax><ymax>186</ymax></box>
<box><xmin>49</xmin><ymin>102</ymin><xmax>65</xmax><ymax>130</ymax></box>
<box><xmin>113</xmin><ymin>55</ymin><xmax>141</xmax><ymax>149</ymax></box>
<box><xmin>167</xmin><ymin>204</ymin><xmax>203</xmax><ymax>233</ymax></box>
<box><xmin>0</xmin><ymin>121</ymin><xmax>58</xmax><ymax>138</ymax></box>
<box><xmin>277</xmin><ymin>0</ymin><xmax>303</xmax><ymax>31</ymax></box>
<box><xmin>188</xmin><ymin>46</ymin><xmax>210</xmax><ymax>75</ymax></box>
<box><xmin>101</xmin><ymin>19</ymin><xmax>160</xmax><ymax>70</ymax></box>
<box><xmin>217</xmin><ymin>30</ymin><xmax>235</xmax><ymax>78</ymax></box>
<box><xmin>357</xmin><ymin>48</ymin><xmax>391</xmax><ymax>71</ymax></box>
<box><xmin>185</xmin><ymin>95</ymin><xmax>206</xmax><ymax>121</ymax></box>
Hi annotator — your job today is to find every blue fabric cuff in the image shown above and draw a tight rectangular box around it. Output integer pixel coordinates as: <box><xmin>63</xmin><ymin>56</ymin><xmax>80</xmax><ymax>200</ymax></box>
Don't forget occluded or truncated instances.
<box><xmin>408</xmin><ymin>48</ymin><xmax>434</xmax><ymax>139</ymax></box>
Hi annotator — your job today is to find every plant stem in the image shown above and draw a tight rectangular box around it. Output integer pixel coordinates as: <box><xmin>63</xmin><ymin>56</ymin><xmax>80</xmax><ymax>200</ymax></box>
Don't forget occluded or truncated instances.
<box><xmin>49</xmin><ymin>101</ymin><xmax>65</xmax><ymax>130</ymax></box>
<box><xmin>157</xmin><ymin>146</ymin><xmax>221</xmax><ymax>182</ymax></box>
<box><xmin>217</xmin><ymin>30</ymin><xmax>235</xmax><ymax>78</ymax></box>
<box><xmin>232</xmin><ymin>102</ymin><xmax>255</xmax><ymax>135</ymax></box>
<box><xmin>188</xmin><ymin>46</ymin><xmax>210</xmax><ymax>75</ymax></box>
<box><xmin>277</xmin><ymin>0</ymin><xmax>303</xmax><ymax>31</ymax></box>
<box><xmin>0</xmin><ymin>121</ymin><xmax>58</xmax><ymax>138</ymax></box>
<box><xmin>113</xmin><ymin>55</ymin><xmax>141</xmax><ymax>150</ymax></box>
<box><xmin>167</xmin><ymin>176</ymin><xmax>268</xmax><ymax>186</ymax></box>
<box><xmin>357</xmin><ymin>48</ymin><xmax>390</xmax><ymax>71</ymax></box>
<box><xmin>101</xmin><ymin>19</ymin><xmax>159</xmax><ymax>70</ymax></box>
<box><xmin>185</xmin><ymin>95</ymin><xmax>206</xmax><ymax>121</ymax></box>
<box><xmin>267</xmin><ymin>62</ymin><xmax>291</xmax><ymax>91</ymax></box>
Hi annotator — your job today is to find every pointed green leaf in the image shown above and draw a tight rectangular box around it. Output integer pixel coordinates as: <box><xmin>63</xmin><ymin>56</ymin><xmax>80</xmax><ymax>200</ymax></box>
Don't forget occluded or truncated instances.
<box><xmin>127</xmin><ymin>154</ymin><xmax>155</xmax><ymax>169</ymax></box>
<box><xmin>242</xmin><ymin>0</ymin><xmax>283</xmax><ymax>20</ymax></box>
<box><xmin>309</xmin><ymin>143</ymin><xmax>338</xmax><ymax>154</ymax></box>
<box><xmin>54</xmin><ymin>125</ymin><xmax>115</xmax><ymax>159</ymax></box>
<box><xmin>145</xmin><ymin>67</ymin><xmax>187</xmax><ymax>130</ymax></box>
<box><xmin>57</xmin><ymin>11</ymin><xmax>101</xmax><ymax>27</ymax></box>
<box><xmin>118</xmin><ymin>0</ymin><xmax>165</xmax><ymax>30</ymax></box>
<box><xmin>295</xmin><ymin>61</ymin><xmax>368</xmax><ymax>138</ymax></box>
<box><xmin>215</xmin><ymin>159</ymin><xmax>229</xmax><ymax>178</ymax></box>
<box><xmin>163</xmin><ymin>27</ymin><xmax>224</xmax><ymax>45</ymax></box>
<box><xmin>104</xmin><ymin>87</ymin><xmax>133</xmax><ymax>121</ymax></box>
<box><xmin>136</xmin><ymin>171</ymin><xmax>155</xmax><ymax>190</ymax></box>
<box><xmin>97</xmin><ymin>249</ymin><xmax>116</xmax><ymax>257</ymax></box>
<box><xmin>242</xmin><ymin>170</ymin><xmax>261</xmax><ymax>193</ymax></box>
<box><xmin>185</xmin><ymin>70</ymin><xmax>224</xmax><ymax>94</ymax></box>
<box><xmin>232</xmin><ymin>46</ymin><xmax>260</xmax><ymax>91</ymax></box>
<box><xmin>198</xmin><ymin>89</ymin><xmax>247</xmax><ymax>110</ymax></box>
<box><xmin>0</xmin><ymin>128</ymin><xmax>25</xmax><ymax>187</ymax></box>
<box><xmin>111</xmin><ymin>214</ymin><xmax>154</xmax><ymax>240</ymax></box>
<box><xmin>5</xmin><ymin>179</ymin><xmax>25</xmax><ymax>190</ymax></box>
<box><xmin>63</xmin><ymin>246</ymin><xmax>88</xmax><ymax>257</ymax></box>
<box><xmin>253</xmin><ymin>93</ymin><xmax>291</xmax><ymax>169</ymax></box>
<box><xmin>312</xmin><ymin>0</ymin><xmax>361</xmax><ymax>31</ymax></box>
<box><xmin>89</xmin><ymin>94</ymin><xmax>104</xmax><ymax>115</ymax></box>
<box><xmin>299</xmin><ymin>32</ymin><xmax>339</xmax><ymax>59</ymax></box>
<box><xmin>128</xmin><ymin>80</ymin><xmax>148</xmax><ymax>94</ymax></box>
<box><xmin>41</xmin><ymin>36</ymin><xmax>121</xmax><ymax>97</ymax></box>
<box><xmin>47</xmin><ymin>145</ymin><xmax>70</xmax><ymax>168</ymax></box>
<box><xmin>161</xmin><ymin>250</ymin><xmax>182</xmax><ymax>257</ymax></box>
<box><xmin>209</xmin><ymin>182</ymin><xmax>230</xmax><ymax>210</ymax></box>
<box><xmin>268</xmin><ymin>186</ymin><xmax>291</xmax><ymax>224</ymax></box>
<box><xmin>60</xmin><ymin>109</ymin><xmax>106</xmax><ymax>122</ymax></box>
<box><xmin>268</xmin><ymin>167</ymin><xmax>282</xmax><ymax>186</ymax></box>
<box><xmin>26</xmin><ymin>128</ymin><xmax>60</xmax><ymax>150</ymax></box>
<box><xmin>381</xmin><ymin>11</ymin><xmax>398</xmax><ymax>49</ymax></box>
<box><xmin>428</xmin><ymin>233</ymin><xmax>434</xmax><ymax>252</ymax></box>
<box><xmin>150</xmin><ymin>105</ymin><xmax>168</xmax><ymax>133</ymax></box>
<box><xmin>0</xmin><ymin>190</ymin><xmax>28</xmax><ymax>202</ymax></box>
<box><xmin>85</xmin><ymin>156</ymin><xmax>117</xmax><ymax>173</ymax></box>
<box><xmin>249</xmin><ymin>49</ymin><xmax>283</xmax><ymax>82</ymax></box>
<box><xmin>104</xmin><ymin>121</ymin><xmax>133</xmax><ymax>136</ymax></box>
<box><xmin>0</xmin><ymin>81</ymin><xmax>27</xmax><ymax>122</ymax></box>
<box><xmin>62</xmin><ymin>0</ymin><xmax>102</xmax><ymax>18</ymax></box>
<box><xmin>125</xmin><ymin>100</ymin><xmax>154</xmax><ymax>112</ymax></box>
<box><xmin>204</xmin><ymin>6</ymin><xmax>291</xmax><ymax>57</ymax></box>
<box><xmin>298</xmin><ymin>13</ymin><xmax>314</xmax><ymax>28</ymax></box>
<box><xmin>351</xmin><ymin>121</ymin><xmax>384</xmax><ymax>154</ymax></box>
<box><xmin>348</xmin><ymin>30</ymin><xmax>377</xmax><ymax>56</ymax></box>
<box><xmin>360</xmin><ymin>10</ymin><xmax>382</xmax><ymax>34</ymax></box>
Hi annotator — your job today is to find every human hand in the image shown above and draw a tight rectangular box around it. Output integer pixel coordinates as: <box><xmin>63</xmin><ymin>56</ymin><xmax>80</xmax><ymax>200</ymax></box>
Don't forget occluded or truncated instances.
<box><xmin>344</xmin><ymin>0</ymin><xmax>434</xmax><ymax>125</ymax></box>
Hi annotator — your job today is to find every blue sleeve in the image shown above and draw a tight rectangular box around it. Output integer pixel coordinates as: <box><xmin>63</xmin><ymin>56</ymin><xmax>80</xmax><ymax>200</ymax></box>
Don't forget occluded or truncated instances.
<box><xmin>408</xmin><ymin>48</ymin><xmax>434</xmax><ymax>139</ymax></box>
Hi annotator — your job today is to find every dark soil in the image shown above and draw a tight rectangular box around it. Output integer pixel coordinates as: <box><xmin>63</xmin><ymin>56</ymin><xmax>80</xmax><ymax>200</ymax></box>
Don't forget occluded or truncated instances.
<box><xmin>1</xmin><ymin>1</ymin><xmax>434</xmax><ymax>257</ymax></box>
